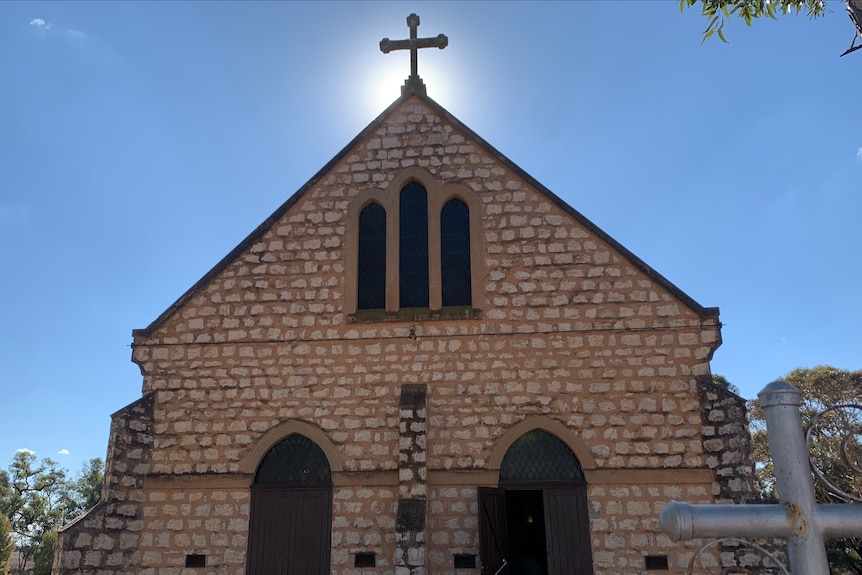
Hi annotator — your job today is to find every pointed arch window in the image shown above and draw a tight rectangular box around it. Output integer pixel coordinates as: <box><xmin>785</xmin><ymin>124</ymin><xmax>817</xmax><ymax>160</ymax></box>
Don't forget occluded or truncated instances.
<box><xmin>254</xmin><ymin>434</ymin><xmax>333</xmax><ymax>486</ymax></box>
<box><xmin>500</xmin><ymin>429</ymin><xmax>585</xmax><ymax>484</ymax></box>
<box><xmin>357</xmin><ymin>202</ymin><xmax>387</xmax><ymax>310</ymax></box>
<box><xmin>440</xmin><ymin>198</ymin><xmax>471</xmax><ymax>307</ymax></box>
<box><xmin>346</xmin><ymin>168</ymin><xmax>483</xmax><ymax>319</ymax></box>
<box><xmin>399</xmin><ymin>182</ymin><xmax>429</xmax><ymax>308</ymax></box>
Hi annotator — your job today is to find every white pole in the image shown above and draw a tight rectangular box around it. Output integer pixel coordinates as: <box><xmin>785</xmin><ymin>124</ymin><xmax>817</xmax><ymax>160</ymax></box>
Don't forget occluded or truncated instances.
<box><xmin>758</xmin><ymin>380</ymin><xmax>830</xmax><ymax>575</ymax></box>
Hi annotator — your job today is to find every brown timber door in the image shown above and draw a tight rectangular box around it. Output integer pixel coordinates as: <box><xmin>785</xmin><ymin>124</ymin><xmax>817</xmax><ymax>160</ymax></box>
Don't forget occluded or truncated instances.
<box><xmin>544</xmin><ymin>486</ymin><xmax>593</xmax><ymax>575</ymax></box>
<box><xmin>478</xmin><ymin>487</ymin><xmax>509</xmax><ymax>575</ymax></box>
<box><xmin>247</xmin><ymin>487</ymin><xmax>332</xmax><ymax>574</ymax></box>
<box><xmin>246</xmin><ymin>434</ymin><xmax>333</xmax><ymax>575</ymax></box>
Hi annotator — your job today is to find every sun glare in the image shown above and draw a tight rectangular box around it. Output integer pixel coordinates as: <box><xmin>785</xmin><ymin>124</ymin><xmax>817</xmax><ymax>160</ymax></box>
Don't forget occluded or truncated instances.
<box><xmin>359</xmin><ymin>54</ymin><xmax>460</xmax><ymax>120</ymax></box>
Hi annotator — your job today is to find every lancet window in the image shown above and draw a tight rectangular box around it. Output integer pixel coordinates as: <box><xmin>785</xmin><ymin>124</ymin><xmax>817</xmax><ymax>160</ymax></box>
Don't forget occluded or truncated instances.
<box><xmin>357</xmin><ymin>202</ymin><xmax>387</xmax><ymax>310</ymax></box>
<box><xmin>348</xmin><ymin>169</ymin><xmax>482</xmax><ymax>317</ymax></box>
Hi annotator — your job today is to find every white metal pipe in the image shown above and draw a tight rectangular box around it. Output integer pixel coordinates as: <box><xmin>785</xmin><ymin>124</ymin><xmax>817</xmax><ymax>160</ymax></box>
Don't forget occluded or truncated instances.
<box><xmin>659</xmin><ymin>501</ymin><xmax>792</xmax><ymax>541</ymax></box>
<box><xmin>818</xmin><ymin>505</ymin><xmax>862</xmax><ymax>538</ymax></box>
<box><xmin>759</xmin><ymin>380</ymin><xmax>830</xmax><ymax>575</ymax></box>
<box><xmin>659</xmin><ymin>501</ymin><xmax>862</xmax><ymax>541</ymax></box>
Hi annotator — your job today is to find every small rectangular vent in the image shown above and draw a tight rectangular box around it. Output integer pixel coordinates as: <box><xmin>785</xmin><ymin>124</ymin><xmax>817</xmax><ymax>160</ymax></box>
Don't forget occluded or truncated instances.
<box><xmin>645</xmin><ymin>555</ymin><xmax>669</xmax><ymax>570</ymax></box>
<box><xmin>185</xmin><ymin>554</ymin><xmax>206</xmax><ymax>568</ymax></box>
<box><xmin>454</xmin><ymin>554</ymin><xmax>477</xmax><ymax>569</ymax></box>
<box><xmin>355</xmin><ymin>552</ymin><xmax>376</xmax><ymax>568</ymax></box>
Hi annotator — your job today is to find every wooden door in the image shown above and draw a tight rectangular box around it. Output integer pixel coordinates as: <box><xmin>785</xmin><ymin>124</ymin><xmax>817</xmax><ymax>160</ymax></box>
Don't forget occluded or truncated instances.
<box><xmin>544</xmin><ymin>486</ymin><xmax>593</xmax><ymax>575</ymax></box>
<box><xmin>246</xmin><ymin>486</ymin><xmax>332</xmax><ymax>575</ymax></box>
<box><xmin>478</xmin><ymin>487</ymin><xmax>509</xmax><ymax>575</ymax></box>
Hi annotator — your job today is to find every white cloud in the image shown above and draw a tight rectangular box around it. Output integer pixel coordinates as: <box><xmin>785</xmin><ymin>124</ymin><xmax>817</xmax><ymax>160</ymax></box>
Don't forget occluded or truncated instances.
<box><xmin>58</xmin><ymin>449</ymin><xmax>70</xmax><ymax>455</ymax></box>
<box><xmin>29</xmin><ymin>17</ymin><xmax>86</xmax><ymax>43</ymax></box>
<box><xmin>856</xmin><ymin>147</ymin><xmax>862</xmax><ymax>160</ymax></box>
<box><xmin>16</xmin><ymin>448</ymin><xmax>35</xmax><ymax>455</ymax></box>
<box><xmin>30</xmin><ymin>18</ymin><xmax>52</xmax><ymax>30</ymax></box>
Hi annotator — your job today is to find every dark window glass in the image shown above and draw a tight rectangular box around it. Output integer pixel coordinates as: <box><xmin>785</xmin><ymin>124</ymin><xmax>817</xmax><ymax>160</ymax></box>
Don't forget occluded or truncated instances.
<box><xmin>357</xmin><ymin>203</ymin><xmax>386</xmax><ymax>310</ymax></box>
<box><xmin>499</xmin><ymin>430</ymin><xmax>585</xmax><ymax>484</ymax></box>
<box><xmin>440</xmin><ymin>199</ymin><xmax>471</xmax><ymax>307</ymax></box>
<box><xmin>254</xmin><ymin>434</ymin><xmax>332</xmax><ymax>486</ymax></box>
<box><xmin>399</xmin><ymin>182</ymin><xmax>429</xmax><ymax>308</ymax></box>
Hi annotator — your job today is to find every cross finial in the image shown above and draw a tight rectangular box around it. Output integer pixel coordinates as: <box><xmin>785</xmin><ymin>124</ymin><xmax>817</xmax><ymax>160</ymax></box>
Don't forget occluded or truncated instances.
<box><xmin>380</xmin><ymin>13</ymin><xmax>448</xmax><ymax>95</ymax></box>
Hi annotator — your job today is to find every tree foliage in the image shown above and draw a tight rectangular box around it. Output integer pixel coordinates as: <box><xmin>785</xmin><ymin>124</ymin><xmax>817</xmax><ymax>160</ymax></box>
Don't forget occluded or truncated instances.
<box><xmin>0</xmin><ymin>453</ymin><xmax>104</xmax><ymax>573</ymax></box>
<box><xmin>750</xmin><ymin>366</ymin><xmax>862</xmax><ymax>574</ymax></box>
<box><xmin>712</xmin><ymin>373</ymin><xmax>741</xmax><ymax>395</ymax></box>
<box><xmin>31</xmin><ymin>530</ymin><xmax>55</xmax><ymax>575</ymax></box>
<box><xmin>681</xmin><ymin>0</ymin><xmax>862</xmax><ymax>55</ymax></box>
<box><xmin>71</xmin><ymin>458</ymin><xmax>104</xmax><ymax>513</ymax></box>
<box><xmin>0</xmin><ymin>513</ymin><xmax>13</xmax><ymax>575</ymax></box>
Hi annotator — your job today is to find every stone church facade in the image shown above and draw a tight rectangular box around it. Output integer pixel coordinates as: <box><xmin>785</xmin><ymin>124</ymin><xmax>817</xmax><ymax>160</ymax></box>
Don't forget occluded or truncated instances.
<box><xmin>54</xmin><ymin>81</ymin><xmax>757</xmax><ymax>575</ymax></box>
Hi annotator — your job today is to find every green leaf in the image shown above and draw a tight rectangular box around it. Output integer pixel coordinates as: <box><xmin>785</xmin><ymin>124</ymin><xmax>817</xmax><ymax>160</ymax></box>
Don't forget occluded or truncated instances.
<box><xmin>717</xmin><ymin>26</ymin><xmax>728</xmax><ymax>42</ymax></box>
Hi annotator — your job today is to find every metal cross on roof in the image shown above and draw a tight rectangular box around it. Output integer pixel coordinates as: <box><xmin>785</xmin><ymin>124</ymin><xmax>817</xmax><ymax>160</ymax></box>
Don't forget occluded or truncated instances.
<box><xmin>380</xmin><ymin>13</ymin><xmax>448</xmax><ymax>95</ymax></box>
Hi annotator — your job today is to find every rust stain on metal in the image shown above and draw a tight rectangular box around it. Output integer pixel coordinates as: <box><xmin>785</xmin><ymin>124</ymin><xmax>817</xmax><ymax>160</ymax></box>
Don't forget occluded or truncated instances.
<box><xmin>784</xmin><ymin>502</ymin><xmax>807</xmax><ymax>534</ymax></box>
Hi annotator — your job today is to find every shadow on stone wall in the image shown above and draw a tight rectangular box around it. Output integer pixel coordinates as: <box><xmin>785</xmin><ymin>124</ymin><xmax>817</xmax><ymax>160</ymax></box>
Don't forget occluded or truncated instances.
<box><xmin>53</xmin><ymin>393</ymin><xmax>154</xmax><ymax>575</ymax></box>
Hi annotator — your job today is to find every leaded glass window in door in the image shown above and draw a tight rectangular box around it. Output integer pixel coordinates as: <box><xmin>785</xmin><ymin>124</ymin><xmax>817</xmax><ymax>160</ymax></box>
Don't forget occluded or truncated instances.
<box><xmin>500</xmin><ymin>430</ymin><xmax>585</xmax><ymax>484</ymax></box>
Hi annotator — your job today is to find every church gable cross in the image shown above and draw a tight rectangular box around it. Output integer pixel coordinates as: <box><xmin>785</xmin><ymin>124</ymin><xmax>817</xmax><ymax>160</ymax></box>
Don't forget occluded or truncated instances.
<box><xmin>380</xmin><ymin>13</ymin><xmax>448</xmax><ymax>95</ymax></box>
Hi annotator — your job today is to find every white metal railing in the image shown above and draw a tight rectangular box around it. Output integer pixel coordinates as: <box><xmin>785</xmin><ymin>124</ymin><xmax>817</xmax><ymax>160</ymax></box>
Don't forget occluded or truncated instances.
<box><xmin>659</xmin><ymin>381</ymin><xmax>862</xmax><ymax>574</ymax></box>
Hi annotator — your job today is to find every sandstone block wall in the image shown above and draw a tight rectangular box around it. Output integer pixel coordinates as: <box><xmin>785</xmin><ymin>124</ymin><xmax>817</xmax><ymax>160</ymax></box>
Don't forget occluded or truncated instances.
<box><xmin>55</xmin><ymin>95</ymin><xmax>754</xmax><ymax>575</ymax></box>
<box><xmin>55</xmin><ymin>393</ymin><xmax>154</xmax><ymax>575</ymax></box>
<box><xmin>698</xmin><ymin>381</ymin><xmax>759</xmax><ymax>504</ymax></box>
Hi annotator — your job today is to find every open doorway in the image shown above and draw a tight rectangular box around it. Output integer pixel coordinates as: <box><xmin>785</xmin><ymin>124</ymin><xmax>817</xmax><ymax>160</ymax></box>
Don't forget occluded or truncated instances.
<box><xmin>505</xmin><ymin>490</ymin><xmax>548</xmax><ymax>575</ymax></box>
<box><xmin>479</xmin><ymin>429</ymin><xmax>594</xmax><ymax>575</ymax></box>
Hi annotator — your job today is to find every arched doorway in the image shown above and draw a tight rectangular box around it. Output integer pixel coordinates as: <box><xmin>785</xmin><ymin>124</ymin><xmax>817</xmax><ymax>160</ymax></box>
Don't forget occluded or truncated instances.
<box><xmin>480</xmin><ymin>429</ymin><xmax>594</xmax><ymax>575</ymax></box>
<box><xmin>246</xmin><ymin>434</ymin><xmax>333</xmax><ymax>574</ymax></box>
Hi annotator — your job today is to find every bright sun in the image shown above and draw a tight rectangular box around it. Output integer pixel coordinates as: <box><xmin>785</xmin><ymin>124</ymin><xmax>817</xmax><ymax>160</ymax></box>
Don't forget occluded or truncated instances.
<box><xmin>361</xmin><ymin>55</ymin><xmax>457</xmax><ymax>118</ymax></box>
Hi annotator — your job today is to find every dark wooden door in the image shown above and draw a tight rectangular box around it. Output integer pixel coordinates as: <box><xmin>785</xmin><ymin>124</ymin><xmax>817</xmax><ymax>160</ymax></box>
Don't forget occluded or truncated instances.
<box><xmin>544</xmin><ymin>486</ymin><xmax>593</xmax><ymax>575</ymax></box>
<box><xmin>478</xmin><ymin>487</ymin><xmax>509</xmax><ymax>575</ymax></box>
<box><xmin>246</xmin><ymin>486</ymin><xmax>332</xmax><ymax>575</ymax></box>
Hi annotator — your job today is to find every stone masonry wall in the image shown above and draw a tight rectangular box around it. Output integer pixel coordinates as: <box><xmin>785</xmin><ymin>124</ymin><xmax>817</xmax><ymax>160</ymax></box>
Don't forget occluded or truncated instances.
<box><xmin>698</xmin><ymin>380</ymin><xmax>758</xmax><ymax>504</ymax></box>
<box><xmin>55</xmin><ymin>393</ymin><xmax>153</xmax><ymax>575</ymax></box>
<box><xmin>139</xmin><ymin>485</ymin><xmax>249</xmax><ymax>575</ymax></box>
<box><xmin>698</xmin><ymin>381</ymin><xmax>781</xmax><ymax>574</ymax></box>
<box><xmin>65</xmin><ymin>96</ymin><xmax>734</xmax><ymax>575</ymax></box>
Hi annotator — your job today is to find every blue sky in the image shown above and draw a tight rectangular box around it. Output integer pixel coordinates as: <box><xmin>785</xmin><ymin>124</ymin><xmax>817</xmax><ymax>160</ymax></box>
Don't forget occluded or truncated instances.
<box><xmin>1</xmin><ymin>1</ymin><xmax>859</xmax><ymax>471</ymax></box>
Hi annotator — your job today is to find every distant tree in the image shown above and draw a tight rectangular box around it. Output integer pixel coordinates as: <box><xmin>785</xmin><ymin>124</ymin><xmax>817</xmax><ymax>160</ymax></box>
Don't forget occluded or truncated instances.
<box><xmin>31</xmin><ymin>530</ymin><xmax>55</xmax><ymax>575</ymax></box>
<box><xmin>681</xmin><ymin>0</ymin><xmax>862</xmax><ymax>55</ymax></box>
<box><xmin>750</xmin><ymin>366</ymin><xmax>862</xmax><ymax>573</ymax></box>
<box><xmin>0</xmin><ymin>513</ymin><xmax>13</xmax><ymax>575</ymax></box>
<box><xmin>711</xmin><ymin>373</ymin><xmax>741</xmax><ymax>395</ymax></box>
<box><xmin>69</xmin><ymin>458</ymin><xmax>104</xmax><ymax>514</ymax></box>
<box><xmin>0</xmin><ymin>452</ymin><xmax>74</xmax><ymax>572</ymax></box>
<box><xmin>0</xmin><ymin>454</ymin><xmax>104</xmax><ymax>573</ymax></box>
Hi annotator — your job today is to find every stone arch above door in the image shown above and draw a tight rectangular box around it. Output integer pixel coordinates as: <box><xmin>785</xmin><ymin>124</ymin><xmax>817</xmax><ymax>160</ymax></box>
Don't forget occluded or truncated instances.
<box><xmin>238</xmin><ymin>420</ymin><xmax>343</xmax><ymax>475</ymax></box>
<box><xmin>488</xmin><ymin>416</ymin><xmax>596</xmax><ymax>475</ymax></box>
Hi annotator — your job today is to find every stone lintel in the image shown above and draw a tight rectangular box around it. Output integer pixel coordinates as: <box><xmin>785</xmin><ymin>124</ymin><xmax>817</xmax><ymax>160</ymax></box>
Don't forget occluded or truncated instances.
<box><xmin>144</xmin><ymin>470</ymin><xmax>399</xmax><ymax>489</ymax></box>
<box><xmin>425</xmin><ymin>467</ymin><xmax>714</xmax><ymax>487</ymax></box>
